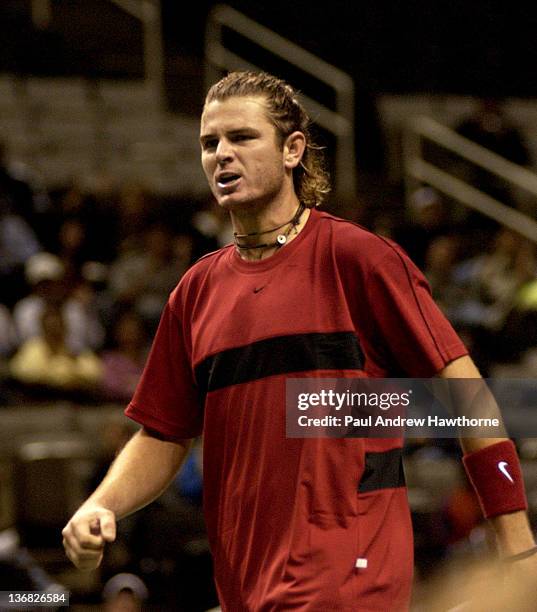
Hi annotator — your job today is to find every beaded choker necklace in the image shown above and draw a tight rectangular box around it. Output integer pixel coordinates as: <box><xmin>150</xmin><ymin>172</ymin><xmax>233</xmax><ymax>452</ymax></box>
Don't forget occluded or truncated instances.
<box><xmin>233</xmin><ymin>203</ymin><xmax>305</xmax><ymax>251</ymax></box>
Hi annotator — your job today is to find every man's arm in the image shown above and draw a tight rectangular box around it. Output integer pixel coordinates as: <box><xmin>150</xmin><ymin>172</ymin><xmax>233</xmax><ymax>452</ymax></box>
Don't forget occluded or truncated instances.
<box><xmin>440</xmin><ymin>355</ymin><xmax>535</xmax><ymax>557</ymax></box>
<box><xmin>62</xmin><ymin>427</ymin><xmax>192</xmax><ymax>570</ymax></box>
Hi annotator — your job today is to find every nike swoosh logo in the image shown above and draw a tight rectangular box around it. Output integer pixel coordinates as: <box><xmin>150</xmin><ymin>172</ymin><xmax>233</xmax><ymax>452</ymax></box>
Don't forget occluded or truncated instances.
<box><xmin>498</xmin><ymin>461</ymin><xmax>514</xmax><ymax>483</ymax></box>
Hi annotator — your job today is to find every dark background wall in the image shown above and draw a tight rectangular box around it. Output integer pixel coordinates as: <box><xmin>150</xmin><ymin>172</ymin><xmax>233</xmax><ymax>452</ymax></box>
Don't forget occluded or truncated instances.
<box><xmin>164</xmin><ymin>0</ymin><xmax>537</xmax><ymax>97</ymax></box>
<box><xmin>1</xmin><ymin>1</ymin><xmax>535</xmax><ymax>98</ymax></box>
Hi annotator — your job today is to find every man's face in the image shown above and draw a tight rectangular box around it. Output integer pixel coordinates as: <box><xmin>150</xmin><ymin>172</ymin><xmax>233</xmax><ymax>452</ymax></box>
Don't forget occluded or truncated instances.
<box><xmin>200</xmin><ymin>95</ymin><xmax>288</xmax><ymax>211</ymax></box>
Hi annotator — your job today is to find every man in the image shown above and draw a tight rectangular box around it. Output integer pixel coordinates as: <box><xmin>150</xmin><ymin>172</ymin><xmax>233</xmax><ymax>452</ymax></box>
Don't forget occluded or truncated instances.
<box><xmin>63</xmin><ymin>72</ymin><xmax>536</xmax><ymax>611</ymax></box>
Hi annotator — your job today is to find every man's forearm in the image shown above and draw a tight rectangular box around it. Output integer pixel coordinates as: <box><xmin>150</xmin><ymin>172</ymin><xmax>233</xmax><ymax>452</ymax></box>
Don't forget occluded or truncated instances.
<box><xmin>84</xmin><ymin>428</ymin><xmax>192</xmax><ymax>519</ymax></box>
<box><xmin>440</xmin><ymin>356</ymin><xmax>535</xmax><ymax>556</ymax></box>
<box><xmin>490</xmin><ymin>511</ymin><xmax>536</xmax><ymax>557</ymax></box>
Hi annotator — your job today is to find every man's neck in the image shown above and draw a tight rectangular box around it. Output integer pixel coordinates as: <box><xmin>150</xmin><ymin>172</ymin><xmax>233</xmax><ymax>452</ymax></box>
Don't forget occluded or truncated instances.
<box><xmin>230</xmin><ymin>197</ymin><xmax>311</xmax><ymax>261</ymax></box>
<box><xmin>229</xmin><ymin>192</ymin><xmax>299</xmax><ymax>234</ymax></box>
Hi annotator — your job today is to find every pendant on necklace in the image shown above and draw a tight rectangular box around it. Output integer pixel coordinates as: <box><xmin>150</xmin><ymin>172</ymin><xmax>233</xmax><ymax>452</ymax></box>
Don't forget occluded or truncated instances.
<box><xmin>277</xmin><ymin>234</ymin><xmax>287</xmax><ymax>245</ymax></box>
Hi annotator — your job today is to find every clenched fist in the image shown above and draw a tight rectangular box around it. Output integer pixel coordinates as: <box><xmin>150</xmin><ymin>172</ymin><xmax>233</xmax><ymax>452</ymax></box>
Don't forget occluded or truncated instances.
<box><xmin>62</xmin><ymin>506</ymin><xmax>116</xmax><ymax>570</ymax></box>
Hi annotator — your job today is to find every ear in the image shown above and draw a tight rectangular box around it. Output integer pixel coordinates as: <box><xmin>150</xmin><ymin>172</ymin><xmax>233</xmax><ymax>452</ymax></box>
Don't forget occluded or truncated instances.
<box><xmin>283</xmin><ymin>131</ymin><xmax>306</xmax><ymax>170</ymax></box>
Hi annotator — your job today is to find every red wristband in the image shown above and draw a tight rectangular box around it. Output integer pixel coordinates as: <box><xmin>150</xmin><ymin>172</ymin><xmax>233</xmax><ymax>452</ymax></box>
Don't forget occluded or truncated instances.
<box><xmin>463</xmin><ymin>440</ymin><xmax>527</xmax><ymax>519</ymax></box>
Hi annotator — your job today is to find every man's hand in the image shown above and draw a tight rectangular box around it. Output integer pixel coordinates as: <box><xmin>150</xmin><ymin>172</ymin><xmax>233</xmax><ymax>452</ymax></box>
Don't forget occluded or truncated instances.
<box><xmin>62</xmin><ymin>506</ymin><xmax>116</xmax><ymax>570</ymax></box>
<box><xmin>61</xmin><ymin>430</ymin><xmax>192</xmax><ymax>570</ymax></box>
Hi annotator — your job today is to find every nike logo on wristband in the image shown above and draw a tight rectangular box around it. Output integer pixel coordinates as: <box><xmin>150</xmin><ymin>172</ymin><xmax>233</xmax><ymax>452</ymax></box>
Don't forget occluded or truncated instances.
<box><xmin>498</xmin><ymin>461</ymin><xmax>514</xmax><ymax>483</ymax></box>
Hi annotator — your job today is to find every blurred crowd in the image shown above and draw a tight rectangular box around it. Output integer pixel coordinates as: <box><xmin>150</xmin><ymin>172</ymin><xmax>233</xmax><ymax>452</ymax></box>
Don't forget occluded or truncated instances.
<box><xmin>2</xmin><ymin>168</ymin><xmax>536</xmax><ymax>405</ymax></box>
<box><xmin>383</xmin><ymin>184</ymin><xmax>537</xmax><ymax>378</ymax></box>
<box><xmin>0</xmin><ymin>140</ymin><xmax>234</xmax><ymax>405</ymax></box>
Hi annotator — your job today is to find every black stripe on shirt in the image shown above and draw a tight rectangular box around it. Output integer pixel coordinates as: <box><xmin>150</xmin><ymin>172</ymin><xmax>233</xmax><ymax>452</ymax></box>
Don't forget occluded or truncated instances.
<box><xmin>358</xmin><ymin>447</ymin><xmax>405</xmax><ymax>492</ymax></box>
<box><xmin>195</xmin><ymin>331</ymin><xmax>364</xmax><ymax>394</ymax></box>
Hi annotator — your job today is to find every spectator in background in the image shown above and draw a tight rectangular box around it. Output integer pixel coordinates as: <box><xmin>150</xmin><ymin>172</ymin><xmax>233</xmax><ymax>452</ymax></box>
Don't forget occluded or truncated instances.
<box><xmin>13</xmin><ymin>251</ymin><xmax>65</xmax><ymax>337</ymax></box>
<box><xmin>450</xmin><ymin>228</ymin><xmax>537</xmax><ymax>371</ymax></box>
<box><xmin>0</xmin><ymin>188</ymin><xmax>41</xmax><ymax>307</ymax></box>
<box><xmin>453</xmin><ymin>229</ymin><xmax>534</xmax><ymax>331</ymax></box>
<box><xmin>0</xmin><ymin>304</ymin><xmax>17</xmax><ymax>375</ymax></box>
<box><xmin>0</xmin><ymin>140</ymin><xmax>50</xmax><ymax>235</ymax></box>
<box><xmin>174</xmin><ymin>437</ymin><xmax>203</xmax><ymax>508</ymax></box>
<box><xmin>423</xmin><ymin>234</ymin><xmax>464</xmax><ymax>320</ymax></box>
<box><xmin>13</xmin><ymin>252</ymin><xmax>105</xmax><ymax>354</ymax></box>
<box><xmin>9</xmin><ymin>305</ymin><xmax>101</xmax><ymax>392</ymax></box>
<box><xmin>48</xmin><ymin>177</ymin><xmax>118</xmax><ymax>264</ymax></box>
<box><xmin>395</xmin><ymin>186</ymin><xmax>453</xmax><ymax>269</ymax></box>
<box><xmin>100</xmin><ymin>310</ymin><xmax>149</xmax><ymax>403</ymax></box>
<box><xmin>491</xmin><ymin>240</ymin><xmax>537</xmax><ymax>367</ymax></box>
<box><xmin>102</xmin><ymin>572</ymin><xmax>149</xmax><ymax>612</ymax></box>
<box><xmin>108</xmin><ymin>223</ymin><xmax>190</xmax><ymax>332</ymax></box>
<box><xmin>55</xmin><ymin>217</ymin><xmax>91</xmax><ymax>285</ymax></box>
<box><xmin>69</xmin><ymin>274</ymin><xmax>107</xmax><ymax>350</ymax></box>
<box><xmin>114</xmin><ymin>182</ymin><xmax>152</xmax><ymax>254</ymax></box>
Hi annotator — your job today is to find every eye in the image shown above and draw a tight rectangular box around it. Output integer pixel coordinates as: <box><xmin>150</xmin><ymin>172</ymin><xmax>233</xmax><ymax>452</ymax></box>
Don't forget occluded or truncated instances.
<box><xmin>202</xmin><ymin>139</ymin><xmax>218</xmax><ymax>151</ymax></box>
<box><xmin>232</xmin><ymin>134</ymin><xmax>253</xmax><ymax>142</ymax></box>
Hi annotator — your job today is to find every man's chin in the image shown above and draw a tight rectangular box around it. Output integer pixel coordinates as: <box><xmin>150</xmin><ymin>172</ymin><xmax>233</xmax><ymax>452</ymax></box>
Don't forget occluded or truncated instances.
<box><xmin>216</xmin><ymin>194</ymin><xmax>251</xmax><ymax>212</ymax></box>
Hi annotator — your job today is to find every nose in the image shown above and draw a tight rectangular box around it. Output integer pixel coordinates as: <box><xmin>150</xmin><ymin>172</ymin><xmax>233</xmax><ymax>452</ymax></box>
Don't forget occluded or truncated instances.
<box><xmin>216</xmin><ymin>138</ymin><xmax>234</xmax><ymax>164</ymax></box>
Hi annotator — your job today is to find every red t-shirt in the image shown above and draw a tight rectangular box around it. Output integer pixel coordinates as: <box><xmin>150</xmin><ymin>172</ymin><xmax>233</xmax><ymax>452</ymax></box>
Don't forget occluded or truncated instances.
<box><xmin>126</xmin><ymin>209</ymin><xmax>467</xmax><ymax>611</ymax></box>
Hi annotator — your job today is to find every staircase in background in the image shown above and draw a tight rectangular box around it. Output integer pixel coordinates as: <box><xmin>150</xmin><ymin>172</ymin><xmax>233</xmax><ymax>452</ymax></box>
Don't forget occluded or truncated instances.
<box><xmin>0</xmin><ymin>0</ymin><xmax>208</xmax><ymax>195</ymax></box>
<box><xmin>378</xmin><ymin>94</ymin><xmax>537</xmax><ymax>242</ymax></box>
<box><xmin>0</xmin><ymin>74</ymin><xmax>206</xmax><ymax>195</ymax></box>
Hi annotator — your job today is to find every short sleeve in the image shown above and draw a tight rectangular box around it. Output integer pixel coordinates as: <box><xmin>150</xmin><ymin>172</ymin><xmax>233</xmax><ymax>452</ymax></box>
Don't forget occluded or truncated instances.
<box><xmin>365</xmin><ymin>246</ymin><xmax>467</xmax><ymax>377</ymax></box>
<box><xmin>125</xmin><ymin>302</ymin><xmax>203</xmax><ymax>439</ymax></box>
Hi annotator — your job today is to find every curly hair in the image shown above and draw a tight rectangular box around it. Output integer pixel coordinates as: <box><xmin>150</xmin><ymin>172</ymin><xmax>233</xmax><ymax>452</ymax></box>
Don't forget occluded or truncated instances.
<box><xmin>204</xmin><ymin>71</ymin><xmax>331</xmax><ymax>208</ymax></box>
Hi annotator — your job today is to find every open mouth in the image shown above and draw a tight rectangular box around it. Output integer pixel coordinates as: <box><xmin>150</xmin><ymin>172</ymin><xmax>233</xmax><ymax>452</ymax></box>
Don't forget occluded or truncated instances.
<box><xmin>217</xmin><ymin>173</ymin><xmax>241</xmax><ymax>189</ymax></box>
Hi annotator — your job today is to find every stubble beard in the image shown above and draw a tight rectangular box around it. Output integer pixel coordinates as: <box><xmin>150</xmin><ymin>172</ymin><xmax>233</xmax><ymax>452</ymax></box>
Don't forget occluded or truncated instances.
<box><xmin>216</xmin><ymin>170</ymin><xmax>288</xmax><ymax>217</ymax></box>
